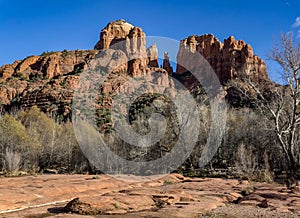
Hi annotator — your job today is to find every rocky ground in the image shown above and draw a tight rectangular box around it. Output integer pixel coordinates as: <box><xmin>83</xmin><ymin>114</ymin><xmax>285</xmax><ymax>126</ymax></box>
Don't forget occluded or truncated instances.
<box><xmin>0</xmin><ymin>173</ymin><xmax>299</xmax><ymax>217</ymax></box>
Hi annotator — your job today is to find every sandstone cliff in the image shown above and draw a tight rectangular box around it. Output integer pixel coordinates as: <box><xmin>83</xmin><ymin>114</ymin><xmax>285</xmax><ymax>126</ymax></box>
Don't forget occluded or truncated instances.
<box><xmin>92</xmin><ymin>19</ymin><xmax>174</xmax><ymax>101</ymax></box>
<box><xmin>0</xmin><ymin>50</ymin><xmax>98</xmax><ymax>116</ymax></box>
<box><xmin>0</xmin><ymin>20</ymin><xmax>174</xmax><ymax>119</ymax></box>
<box><xmin>0</xmin><ymin>19</ymin><xmax>271</xmax><ymax>117</ymax></box>
<box><xmin>94</xmin><ymin>19</ymin><xmax>160</xmax><ymax>77</ymax></box>
<box><xmin>176</xmin><ymin>34</ymin><xmax>268</xmax><ymax>89</ymax></box>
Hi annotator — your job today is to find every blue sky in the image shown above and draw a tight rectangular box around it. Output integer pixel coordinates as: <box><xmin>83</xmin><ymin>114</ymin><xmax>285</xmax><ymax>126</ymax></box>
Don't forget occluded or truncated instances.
<box><xmin>0</xmin><ymin>0</ymin><xmax>299</xmax><ymax>82</ymax></box>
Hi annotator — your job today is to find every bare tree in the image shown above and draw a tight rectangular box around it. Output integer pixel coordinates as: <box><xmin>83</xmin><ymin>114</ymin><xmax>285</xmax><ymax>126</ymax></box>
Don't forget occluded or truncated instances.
<box><xmin>235</xmin><ymin>142</ymin><xmax>258</xmax><ymax>181</ymax></box>
<box><xmin>232</xmin><ymin>32</ymin><xmax>300</xmax><ymax>187</ymax></box>
<box><xmin>4</xmin><ymin>147</ymin><xmax>21</xmax><ymax>173</ymax></box>
<box><xmin>271</xmin><ymin>33</ymin><xmax>300</xmax><ymax>187</ymax></box>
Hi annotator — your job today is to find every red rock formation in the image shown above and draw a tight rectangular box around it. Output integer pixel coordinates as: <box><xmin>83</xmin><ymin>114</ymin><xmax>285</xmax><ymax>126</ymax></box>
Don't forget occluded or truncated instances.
<box><xmin>0</xmin><ymin>50</ymin><xmax>98</xmax><ymax>113</ymax></box>
<box><xmin>0</xmin><ymin>20</ymin><xmax>177</xmax><ymax>118</ymax></box>
<box><xmin>147</xmin><ymin>44</ymin><xmax>159</xmax><ymax>68</ymax></box>
<box><xmin>0</xmin><ymin>20</ymin><xmax>273</xmax><ymax>117</ymax></box>
<box><xmin>94</xmin><ymin>19</ymin><xmax>135</xmax><ymax>50</ymax></box>
<box><xmin>94</xmin><ymin>19</ymin><xmax>150</xmax><ymax>77</ymax></box>
<box><xmin>92</xmin><ymin>20</ymin><xmax>174</xmax><ymax>100</ymax></box>
<box><xmin>163</xmin><ymin>52</ymin><xmax>173</xmax><ymax>74</ymax></box>
<box><xmin>176</xmin><ymin>34</ymin><xmax>268</xmax><ymax>85</ymax></box>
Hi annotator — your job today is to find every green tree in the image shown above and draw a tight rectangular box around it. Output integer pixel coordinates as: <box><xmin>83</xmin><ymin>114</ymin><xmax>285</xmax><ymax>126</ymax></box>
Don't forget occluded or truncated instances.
<box><xmin>18</xmin><ymin>106</ymin><xmax>58</xmax><ymax>170</ymax></box>
<box><xmin>0</xmin><ymin>114</ymin><xmax>38</xmax><ymax>172</ymax></box>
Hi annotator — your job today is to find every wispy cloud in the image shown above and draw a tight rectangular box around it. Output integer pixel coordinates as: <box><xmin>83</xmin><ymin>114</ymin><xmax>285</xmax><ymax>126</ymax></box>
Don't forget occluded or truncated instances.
<box><xmin>292</xmin><ymin>17</ymin><xmax>300</xmax><ymax>28</ymax></box>
<box><xmin>297</xmin><ymin>30</ymin><xmax>300</xmax><ymax>38</ymax></box>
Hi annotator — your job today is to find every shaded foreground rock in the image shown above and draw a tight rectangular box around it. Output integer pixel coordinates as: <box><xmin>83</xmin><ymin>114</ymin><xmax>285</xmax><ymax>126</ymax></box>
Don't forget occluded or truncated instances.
<box><xmin>60</xmin><ymin>174</ymin><xmax>238</xmax><ymax>217</ymax></box>
<box><xmin>1</xmin><ymin>174</ymin><xmax>299</xmax><ymax>217</ymax></box>
<box><xmin>64</xmin><ymin>198</ymin><xmax>101</xmax><ymax>215</ymax></box>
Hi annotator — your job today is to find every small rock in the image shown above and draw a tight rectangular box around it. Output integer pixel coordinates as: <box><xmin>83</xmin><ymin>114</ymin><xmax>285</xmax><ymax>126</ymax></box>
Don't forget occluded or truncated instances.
<box><xmin>257</xmin><ymin>199</ymin><xmax>268</xmax><ymax>208</ymax></box>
